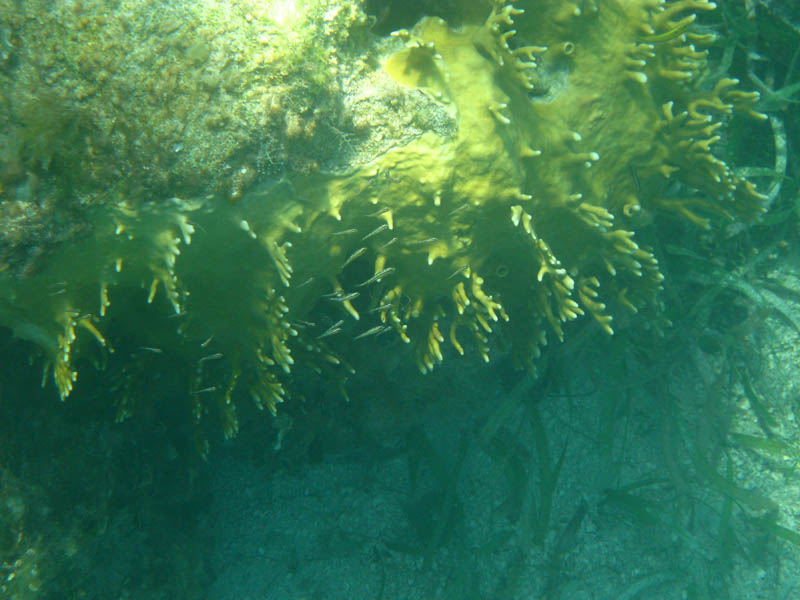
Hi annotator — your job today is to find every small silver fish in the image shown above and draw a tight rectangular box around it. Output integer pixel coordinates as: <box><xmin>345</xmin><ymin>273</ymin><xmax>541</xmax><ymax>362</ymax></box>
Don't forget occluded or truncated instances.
<box><xmin>199</xmin><ymin>353</ymin><xmax>223</xmax><ymax>363</ymax></box>
<box><xmin>362</xmin><ymin>223</ymin><xmax>389</xmax><ymax>241</ymax></box>
<box><xmin>294</xmin><ymin>277</ymin><xmax>315</xmax><ymax>288</ymax></box>
<box><xmin>367</xmin><ymin>206</ymin><xmax>391</xmax><ymax>217</ymax></box>
<box><xmin>332</xmin><ymin>228</ymin><xmax>358</xmax><ymax>236</ymax></box>
<box><xmin>193</xmin><ymin>386</ymin><xmax>217</xmax><ymax>395</ymax></box>
<box><xmin>378</xmin><ymin>237</ymin><xmax>398</xmax><ymax>250</ymax></box>
<box><xmin>369</xmin><ymin>303</ymin><xmax>393</xmax><ymax>313</ymax></box>
<box><xmin>357</xmin><ymin>267</ymin><xmax>396</xmax><ymax>287</ymax></box>
<box><xmin>447</xmin><ymin>264</ymin><xmax>469</xmax><ymax>279</ymax></box>
<box><xmin>407</xmin><ymin>237</ymin><xmax>438</xmax><ymax>246</ymax></box>
<box><xmin>354</xmin><ymin>325</ymin><xmax>390</xmax><ymax>340</ymax></box>
<box><xmin>327</xmin><ymin>291</ymin><xmax>360</xmax><ymax>303</ymax></box>
<box><xmin>342</xmin><ymin>247</ymin><xmax>367</xmax><ymax>269</ymax></box>
<box><xmin>317</xmin><ymin>320</ymin><xmax>344</xmax><ymax>339</ymax></box>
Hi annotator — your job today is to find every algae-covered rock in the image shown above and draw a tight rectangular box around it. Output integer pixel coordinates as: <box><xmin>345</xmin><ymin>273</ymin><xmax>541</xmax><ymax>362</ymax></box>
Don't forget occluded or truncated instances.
<box><xmin>0</xmin><ymin>0</ymin><xmax>769</xmax><ymax>449</ymax></box>
<box><xmin>0</xmin><ymin>0</ymin><xmax>373</xmax><ymax>195</ymax></box>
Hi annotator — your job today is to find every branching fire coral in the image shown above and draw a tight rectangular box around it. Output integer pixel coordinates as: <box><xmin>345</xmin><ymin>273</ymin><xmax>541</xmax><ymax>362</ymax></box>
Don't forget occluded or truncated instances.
<box><xmin>0</xmin><ymin>0</ymin><xmax>768</xmax><ymax>443</ymax></box>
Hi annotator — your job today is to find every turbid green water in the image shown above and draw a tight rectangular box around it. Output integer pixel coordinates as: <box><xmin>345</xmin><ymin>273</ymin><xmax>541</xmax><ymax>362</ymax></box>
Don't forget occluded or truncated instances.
<box><xmin>0</xmin><ymin>1</ymin><xmax>799</xmax><ymax>598</ymax></box>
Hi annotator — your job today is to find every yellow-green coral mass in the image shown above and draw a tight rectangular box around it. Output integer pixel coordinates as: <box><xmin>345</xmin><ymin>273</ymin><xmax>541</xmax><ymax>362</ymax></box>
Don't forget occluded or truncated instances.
<box><xmin>0</xmin><ymin>0</ymin><xmax>767</xmax><ymax>448</ymax></box>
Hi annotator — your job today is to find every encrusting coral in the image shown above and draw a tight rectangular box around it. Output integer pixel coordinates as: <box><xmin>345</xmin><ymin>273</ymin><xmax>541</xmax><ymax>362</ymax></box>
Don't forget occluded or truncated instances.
<box><xmin>0</xmin><ymin>0</ymin><xmax>767</xmax><ymax>448</ymax></box>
